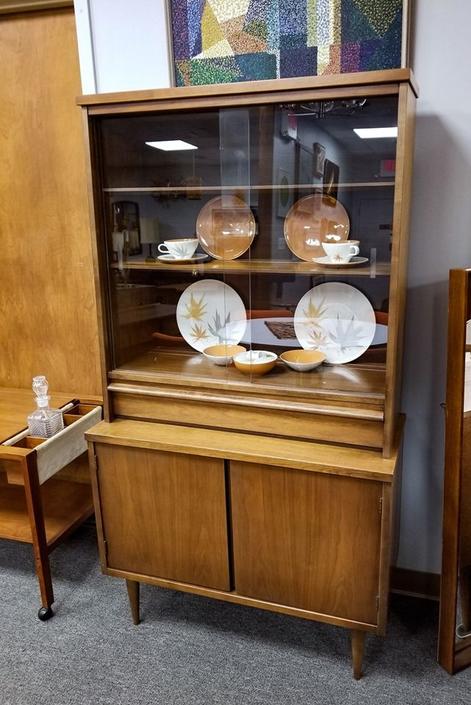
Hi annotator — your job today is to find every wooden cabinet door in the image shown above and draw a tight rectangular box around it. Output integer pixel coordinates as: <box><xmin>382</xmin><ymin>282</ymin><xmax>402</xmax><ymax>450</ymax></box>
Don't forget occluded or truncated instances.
<box><xmin>95</xmin><ymin>444</ymin><xmax>230</xmax><ymax>591</ymax></box>
<box><xmin>231</xmin><ymin>462</ymin><xmax>383</xmax><ymax>625</ymax></box>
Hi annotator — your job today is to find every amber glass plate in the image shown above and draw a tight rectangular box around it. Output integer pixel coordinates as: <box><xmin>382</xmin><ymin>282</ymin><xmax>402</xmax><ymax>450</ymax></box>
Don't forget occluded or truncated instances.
<box><xmin>196</xmin><ymin>195</ymin><xmax>256</xmax><ymax>260</ymax></box>
<box><xmin>284</xmin><ymin>192</ymin><xmax>350</xmax><ymax>261</ymax></box>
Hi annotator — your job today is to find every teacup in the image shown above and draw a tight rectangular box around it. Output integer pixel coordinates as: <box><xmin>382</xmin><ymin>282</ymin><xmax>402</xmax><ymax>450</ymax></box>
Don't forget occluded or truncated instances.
<box><xmin>322</xmin><ymin>240</ymin><xmax>360</xmax><ymax>263</ymax></box>
<box><xmin>158</xmin><ymin>238</ymin><xmax>198</xmax><ymax>259</ymax></box>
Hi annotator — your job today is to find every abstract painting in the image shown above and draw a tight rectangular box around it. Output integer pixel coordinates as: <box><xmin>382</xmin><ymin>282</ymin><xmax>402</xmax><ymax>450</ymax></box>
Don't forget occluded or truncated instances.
<box><xmin>170</xmin><ymin>0</ymin><xmax>405</xmax><ymax>86</ymax></box>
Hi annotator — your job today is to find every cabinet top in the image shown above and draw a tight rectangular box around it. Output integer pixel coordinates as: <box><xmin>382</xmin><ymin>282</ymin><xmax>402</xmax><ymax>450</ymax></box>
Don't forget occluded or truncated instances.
<box><xmin>77</xmin><ymin>68</ymin><xmax>418</xmax><ymax>109</ymax></box>
<box><xmin>86</xmin><ymin>419</ymin><xmax>403</xmax><ymax>482</ymax></box>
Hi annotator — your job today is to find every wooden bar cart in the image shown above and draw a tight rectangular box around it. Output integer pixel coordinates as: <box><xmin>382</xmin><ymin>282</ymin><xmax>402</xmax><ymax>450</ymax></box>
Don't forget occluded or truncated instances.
<box><xmin>0</xmin><ymin>388</ymin><xmax>101</xmax><ymax>619</ymax></box>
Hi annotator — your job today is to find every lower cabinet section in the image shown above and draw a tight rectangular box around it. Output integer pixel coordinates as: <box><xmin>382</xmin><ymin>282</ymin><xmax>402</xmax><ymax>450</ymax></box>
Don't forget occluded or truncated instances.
<box><xmin>95</xmin><ymin>444</ymin><xmax>230</xmax><ymax>591</ymax></box>
<box><xmin>230</xmin><ymin>462</ymin><xmax>382</xmax><ymax>625</ymax></box>
<box><xmin>88</xmin><ymin>422</ymin><xmax>398</xmax><ymax>679</ymax></box>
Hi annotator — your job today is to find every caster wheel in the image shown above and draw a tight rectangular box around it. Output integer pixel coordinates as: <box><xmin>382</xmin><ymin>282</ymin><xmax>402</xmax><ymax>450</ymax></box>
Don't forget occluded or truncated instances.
<box><xmin>38</xmin><ymin>606</ymin><xmax>54</xmax><ymax>621</ymax></box>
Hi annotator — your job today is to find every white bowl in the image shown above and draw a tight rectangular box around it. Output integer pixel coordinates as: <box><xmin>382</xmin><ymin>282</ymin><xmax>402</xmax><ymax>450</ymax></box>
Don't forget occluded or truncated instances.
<box><xmin>280</xmin><ymin>349</ymin><xmax>326</xmax><ymax>372</ymax></box>
<box><xmin>233</xmin><ymin>350</ymin><xmax>278</xmax><ymax>375</ymax></box>
<box><xmin>203</xmin><ymin>344</ymin><xmax>246</xmax><ymax>366</ymax></box>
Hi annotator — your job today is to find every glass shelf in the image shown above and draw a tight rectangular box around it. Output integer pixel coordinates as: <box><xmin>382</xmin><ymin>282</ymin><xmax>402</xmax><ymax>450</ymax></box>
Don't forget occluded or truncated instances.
<box><xmin>103</xmin><ymin>182</ymin><xmax>394</xmax><ymax>194</ymax></box>
<box><xmin>110</xmin><ymin>259</ymin><xmax>390</xmax><ymax>277</ymax></box>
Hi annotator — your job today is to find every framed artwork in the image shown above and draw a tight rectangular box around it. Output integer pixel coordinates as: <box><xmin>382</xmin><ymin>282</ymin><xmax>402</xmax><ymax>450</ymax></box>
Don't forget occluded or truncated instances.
<box><xmin>313</xmin><ymin>143</ymin><xmax>326</xmax><ymax>178</ymax></box>
<box><xmin>169</xmin><ymin>1</ymin><xmax>408</xmax><ymax>87</ymax></box>
<box><xmin>323</xmin><ymin>160</ymin><xmax>340</xmax><ymax>200</ymax></box>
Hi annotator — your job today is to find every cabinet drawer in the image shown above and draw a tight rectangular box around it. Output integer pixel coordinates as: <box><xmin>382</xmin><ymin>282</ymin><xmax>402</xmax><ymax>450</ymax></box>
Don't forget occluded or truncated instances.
<box><xmin>231</xmin><ymin>462</ymin><xmax>383</xmax><ymax>625</ymax></box>
<box><xmin>95</xmin><ymin>444</ymin><xmax>230</xmax><ymax>591</ymax></box>
<box><xmin>2</xmin><ymin>403</ymin><xmax>102</xmax><ymax>485</ymax></box>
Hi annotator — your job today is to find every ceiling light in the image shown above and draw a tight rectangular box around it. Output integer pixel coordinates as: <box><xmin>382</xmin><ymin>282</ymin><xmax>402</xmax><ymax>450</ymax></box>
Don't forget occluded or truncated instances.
<box><xmin>145</xmin><ymin>140</ymin><xmax>198</xmax><ymax>151</ymax></box>
<box><xmin>353</xmin><ymin>127</ymin><xmax>398</xmax><ymax>139</ymax></box>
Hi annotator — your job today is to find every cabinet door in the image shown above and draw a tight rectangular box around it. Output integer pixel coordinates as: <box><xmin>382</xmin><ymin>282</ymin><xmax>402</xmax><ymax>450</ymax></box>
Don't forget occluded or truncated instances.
<box><xmin>95</xmin><ymin>444</ymin><xmax>230</xmax><ymax>590</ymax></box>
<box><xmin>231</xmin><ymin>462</ymin><xmax>383</xmax><ymax>625</ymax></box>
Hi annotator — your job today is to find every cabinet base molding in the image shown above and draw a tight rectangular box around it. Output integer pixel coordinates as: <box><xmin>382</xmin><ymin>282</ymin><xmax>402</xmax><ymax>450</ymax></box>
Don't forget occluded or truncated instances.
<box><xmin>109</xmin><ymin>566</ymin><xmax>379</xmax><ymax>634</ymax></box>
<box><xmin>119</xmin><ymin>572</ymin><xmax>372</xmax><ymax>678</ymax></box>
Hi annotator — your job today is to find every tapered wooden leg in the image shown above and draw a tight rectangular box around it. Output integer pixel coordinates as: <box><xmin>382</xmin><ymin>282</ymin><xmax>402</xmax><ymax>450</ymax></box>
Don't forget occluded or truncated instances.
<box><xmin>351</xmin><ymin>630</ymin><xmax>366</xmax><ymax>680</ymax></box>
<box><xmin>22</xmin><ymin>455</ymin><xmax>54</xmax><ymax>620</ymax></box>
<box><xmin>126</xmin><ymin>579</ymin><xmax>140</xmax><ymax>625</ymax></box>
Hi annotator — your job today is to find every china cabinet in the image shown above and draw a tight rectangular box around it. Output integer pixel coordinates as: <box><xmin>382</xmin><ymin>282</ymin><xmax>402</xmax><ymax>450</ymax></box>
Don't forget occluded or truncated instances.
<box><xmin>79</xmin><ymin>68</ymin><xmax>417</xmax><ymax>678</ymax></box>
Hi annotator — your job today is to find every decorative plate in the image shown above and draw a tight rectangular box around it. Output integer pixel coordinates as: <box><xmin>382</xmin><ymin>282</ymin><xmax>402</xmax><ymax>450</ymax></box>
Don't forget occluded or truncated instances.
<box><xmin>157</xmin><ymin>253</ymin><xmax>208</xmax><ymax>264</ymax></box>
<box><xmin>196</xmin><ymin>195</ymin><xmax>256</xmax><ymax>260</ymax></box>
<box><xmin>313</xmin><ymin>256</ymin><xmax>368</xmax><ymax>268</ymax></box>
<box><xmin>284</xmin><ymin>192</ymin><xmax>350</xmax><ymax>261</ymax></box>
<box><xmin>293</xmin><ymin>283</ymin><xmax>376</xmax><ymax>364</ymax></box>
<box><xmin>176</xmin><ymin>279</ymin><xmax>247</xmax><ymax>352</ymax></box>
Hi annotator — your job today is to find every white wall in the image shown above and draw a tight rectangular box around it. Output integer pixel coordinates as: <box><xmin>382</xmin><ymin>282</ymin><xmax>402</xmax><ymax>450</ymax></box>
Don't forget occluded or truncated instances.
<box><xmin>74</xmin><ymin>0</ymin><xmax>173</xmax><ymax>93</ymax></box>
<box><xmin>398</xmin><ymin>0</ymin><xmax>471</xmax><ymax>573</ymax></box>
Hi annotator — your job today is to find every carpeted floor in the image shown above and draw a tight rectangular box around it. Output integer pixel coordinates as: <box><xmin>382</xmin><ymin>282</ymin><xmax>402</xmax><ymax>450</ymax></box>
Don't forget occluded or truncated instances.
<box><xmin>1</xmin><ymin>524</ymin><xmax>470</xmax><ymax>705</ymax></box>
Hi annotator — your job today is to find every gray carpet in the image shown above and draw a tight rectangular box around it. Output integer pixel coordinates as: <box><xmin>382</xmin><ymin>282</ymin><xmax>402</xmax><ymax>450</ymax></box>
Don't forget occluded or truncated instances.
<box><xmin>1</xmin><ymin>525</ymin><xmax>470</xmax><ymax>705</ymax></box>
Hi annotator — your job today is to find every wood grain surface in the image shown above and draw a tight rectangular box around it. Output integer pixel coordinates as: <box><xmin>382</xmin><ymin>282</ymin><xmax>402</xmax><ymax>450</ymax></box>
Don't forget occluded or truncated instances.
<box><xmin>77</xmin><ymin>68</ymin><xmax>418</xmax><ymax>106</ymax></box>
<box><xmin>0</xmin><ymin>477</ymin><xmax>92</xmax><ymax>544</ymax></box>
<box><xmin>383</xmin><ymin>82</ymin><xmax>416</xmax><ymax>455</ymax></box>
<box><xmin>0</xmin><ymin>9</ymin><xmax>100</xmax><ymax>395</ymax></box>
<box><xmin>95</xmin><ymin>443</ymin><xmax>230</xmax><ymax>590</ymax></box>
<box><xmin>439</xmin><ymin>269</ymin><xmax>471</xmax><ymax>673</ymax></box>
<box><xmin>87</xmin><ymin>419</ymin><xmax>400</xmax><ymax>483</ymax></box>
<box><xmin>230</xmin><ymin>462</ymin><xmax>382</xmax><ymax>624</ymax></box>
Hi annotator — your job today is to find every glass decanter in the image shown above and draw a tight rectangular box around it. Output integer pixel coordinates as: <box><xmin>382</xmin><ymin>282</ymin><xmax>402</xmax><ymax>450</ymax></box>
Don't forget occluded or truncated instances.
<box><xmin>27</xmin><ymin>376</ymin><xmax>64</xmax><ymax>438</ymax></box>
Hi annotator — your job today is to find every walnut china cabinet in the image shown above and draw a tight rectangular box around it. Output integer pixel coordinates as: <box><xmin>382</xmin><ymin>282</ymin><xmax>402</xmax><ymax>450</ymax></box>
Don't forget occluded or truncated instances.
<box><xmin>79</xmin><ymin>69</ymin><xmax>417</xmax><ymax>679</ymax></box>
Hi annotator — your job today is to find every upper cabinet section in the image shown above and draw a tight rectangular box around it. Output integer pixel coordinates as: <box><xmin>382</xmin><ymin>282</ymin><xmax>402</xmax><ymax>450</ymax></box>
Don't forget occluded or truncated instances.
<box><xmin>82</xmin><ymin>72</ymin><xmax>416</xmax><ymax>453</ymax></box>
<box><xmin>99</xmin><ymin>93</ymin><xmax>398</xmax><ymax>265</ymax></box>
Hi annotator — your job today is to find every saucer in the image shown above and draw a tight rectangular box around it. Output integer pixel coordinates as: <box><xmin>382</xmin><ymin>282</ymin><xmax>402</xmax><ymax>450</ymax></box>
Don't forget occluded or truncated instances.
<box><xmin>157</xmin><ymin>253</ymin><xmax>208</xmax><ymax>264</ymax></box>
<box><xmin>313</xmin><ymin>256</ymin><xmax>369</xmax><ymax>268</ymax></box>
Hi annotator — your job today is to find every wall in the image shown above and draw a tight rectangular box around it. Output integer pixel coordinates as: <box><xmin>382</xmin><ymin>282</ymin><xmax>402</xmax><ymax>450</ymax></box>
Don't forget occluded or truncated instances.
<box><xmin>0</xmin><ymin>8</ymin><xmax>101</xmax><ymax>397</ymax></box>
<box><xmin>398</xmin><ymin>0</ymin><xmax>471</xmax><ymax>573</ymax></box>
<box><xmin>74</xmin><ymin>0</ymin><xmax>172</xmax><ymax>93</ymax></box>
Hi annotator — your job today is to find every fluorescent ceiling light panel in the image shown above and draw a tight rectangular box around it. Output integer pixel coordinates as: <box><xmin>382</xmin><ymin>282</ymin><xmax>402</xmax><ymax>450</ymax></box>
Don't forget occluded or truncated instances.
<box><xmin>145</xmin><ymin>140</ymin><xmax>198</xmax><ymax>151</ymax></box>
<box><xmin>353</xmin><ymin>127</ymin><xmax>398</xmax><ymax>139</ymax></box>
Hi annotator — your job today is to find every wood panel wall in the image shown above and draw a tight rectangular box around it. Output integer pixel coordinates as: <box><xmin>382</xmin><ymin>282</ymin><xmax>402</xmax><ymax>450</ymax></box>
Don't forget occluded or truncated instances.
<box><xmin>0</xmin><ymin>8</ymin><xmax>101</xmax><ymax>396</ymax></box>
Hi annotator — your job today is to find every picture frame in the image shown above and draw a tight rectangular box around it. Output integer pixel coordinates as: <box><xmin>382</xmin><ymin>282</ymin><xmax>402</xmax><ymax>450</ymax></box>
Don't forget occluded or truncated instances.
<box><xmin>323</xmin><ymin>159</ymin><xmax>340</xmax><ymax>200</ymax></box>
<box><xmin>313</xmin><ymin>142</ymin><xmax>326</xmax><ymax>178</ymax></box>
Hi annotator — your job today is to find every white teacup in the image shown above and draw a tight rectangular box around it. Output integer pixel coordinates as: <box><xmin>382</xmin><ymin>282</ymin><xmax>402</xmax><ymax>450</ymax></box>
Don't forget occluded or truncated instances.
<box><xmin>158</xmin><ymin>238</ymin><xmax>198</xmax><ymax>259</ymax></box>
<box><xmin>322</xmin><ymin>240</ymin><xmax>360</xmax><ymax>263</ymax></box>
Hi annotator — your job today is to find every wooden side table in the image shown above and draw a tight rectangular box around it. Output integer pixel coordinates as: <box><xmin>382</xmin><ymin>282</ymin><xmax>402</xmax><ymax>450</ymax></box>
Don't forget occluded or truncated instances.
<box><xmin>0</xmin><ymin>388</ymin><xmax>101</xmax><ymax>619</ymax></box>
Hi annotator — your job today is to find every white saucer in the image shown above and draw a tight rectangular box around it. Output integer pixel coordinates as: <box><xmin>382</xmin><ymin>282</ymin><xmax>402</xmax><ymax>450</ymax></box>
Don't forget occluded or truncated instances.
<box><xmin>313</xmin><ymin>256</ymin><xmax>369</xmax><ymax>268</ymax></box>
<box><xmin>157</xmin><ymin>253</ymin><xmax>208</xmax><ymax>264</ymax></box>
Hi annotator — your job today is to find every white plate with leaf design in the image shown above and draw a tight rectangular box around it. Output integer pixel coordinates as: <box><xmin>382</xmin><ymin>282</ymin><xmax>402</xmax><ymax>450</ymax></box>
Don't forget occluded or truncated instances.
<box><xmin>176</xmin><ymin>279</ymin><xmax>247</xmax><ymax>352</ymax></box>
<box><xmin>293</xmin><ymin>283</ymin><xmax>376</xmax><ymax>364</ymax></box>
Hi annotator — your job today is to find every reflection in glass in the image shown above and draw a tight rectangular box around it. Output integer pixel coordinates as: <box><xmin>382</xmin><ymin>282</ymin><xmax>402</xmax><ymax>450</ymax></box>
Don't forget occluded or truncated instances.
<box><xmin>98</xmin><ymin>95</ymin><xmax>397</xmax><ymax>392</ymax></box>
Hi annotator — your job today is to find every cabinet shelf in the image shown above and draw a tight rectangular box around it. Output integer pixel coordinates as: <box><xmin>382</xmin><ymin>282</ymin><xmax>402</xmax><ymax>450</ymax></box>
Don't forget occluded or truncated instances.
<box><xmin>0</xmin><ymin>478</ymin><xmax>93</xmax><ymax>547</ymax></box>
<box><xmin>110</xmin><ymin>258</ymin><xmax>390</xmax><ymax>277</ymax></box>
<box><xmin>103</xmin><ymin>182</ymin><xmax>394</xmax><ymax>195</ymax></box>
<box><xmin>110</xmin><ymin>350</ymin><xmax>386</xmax><ymax>407</ymax></box>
